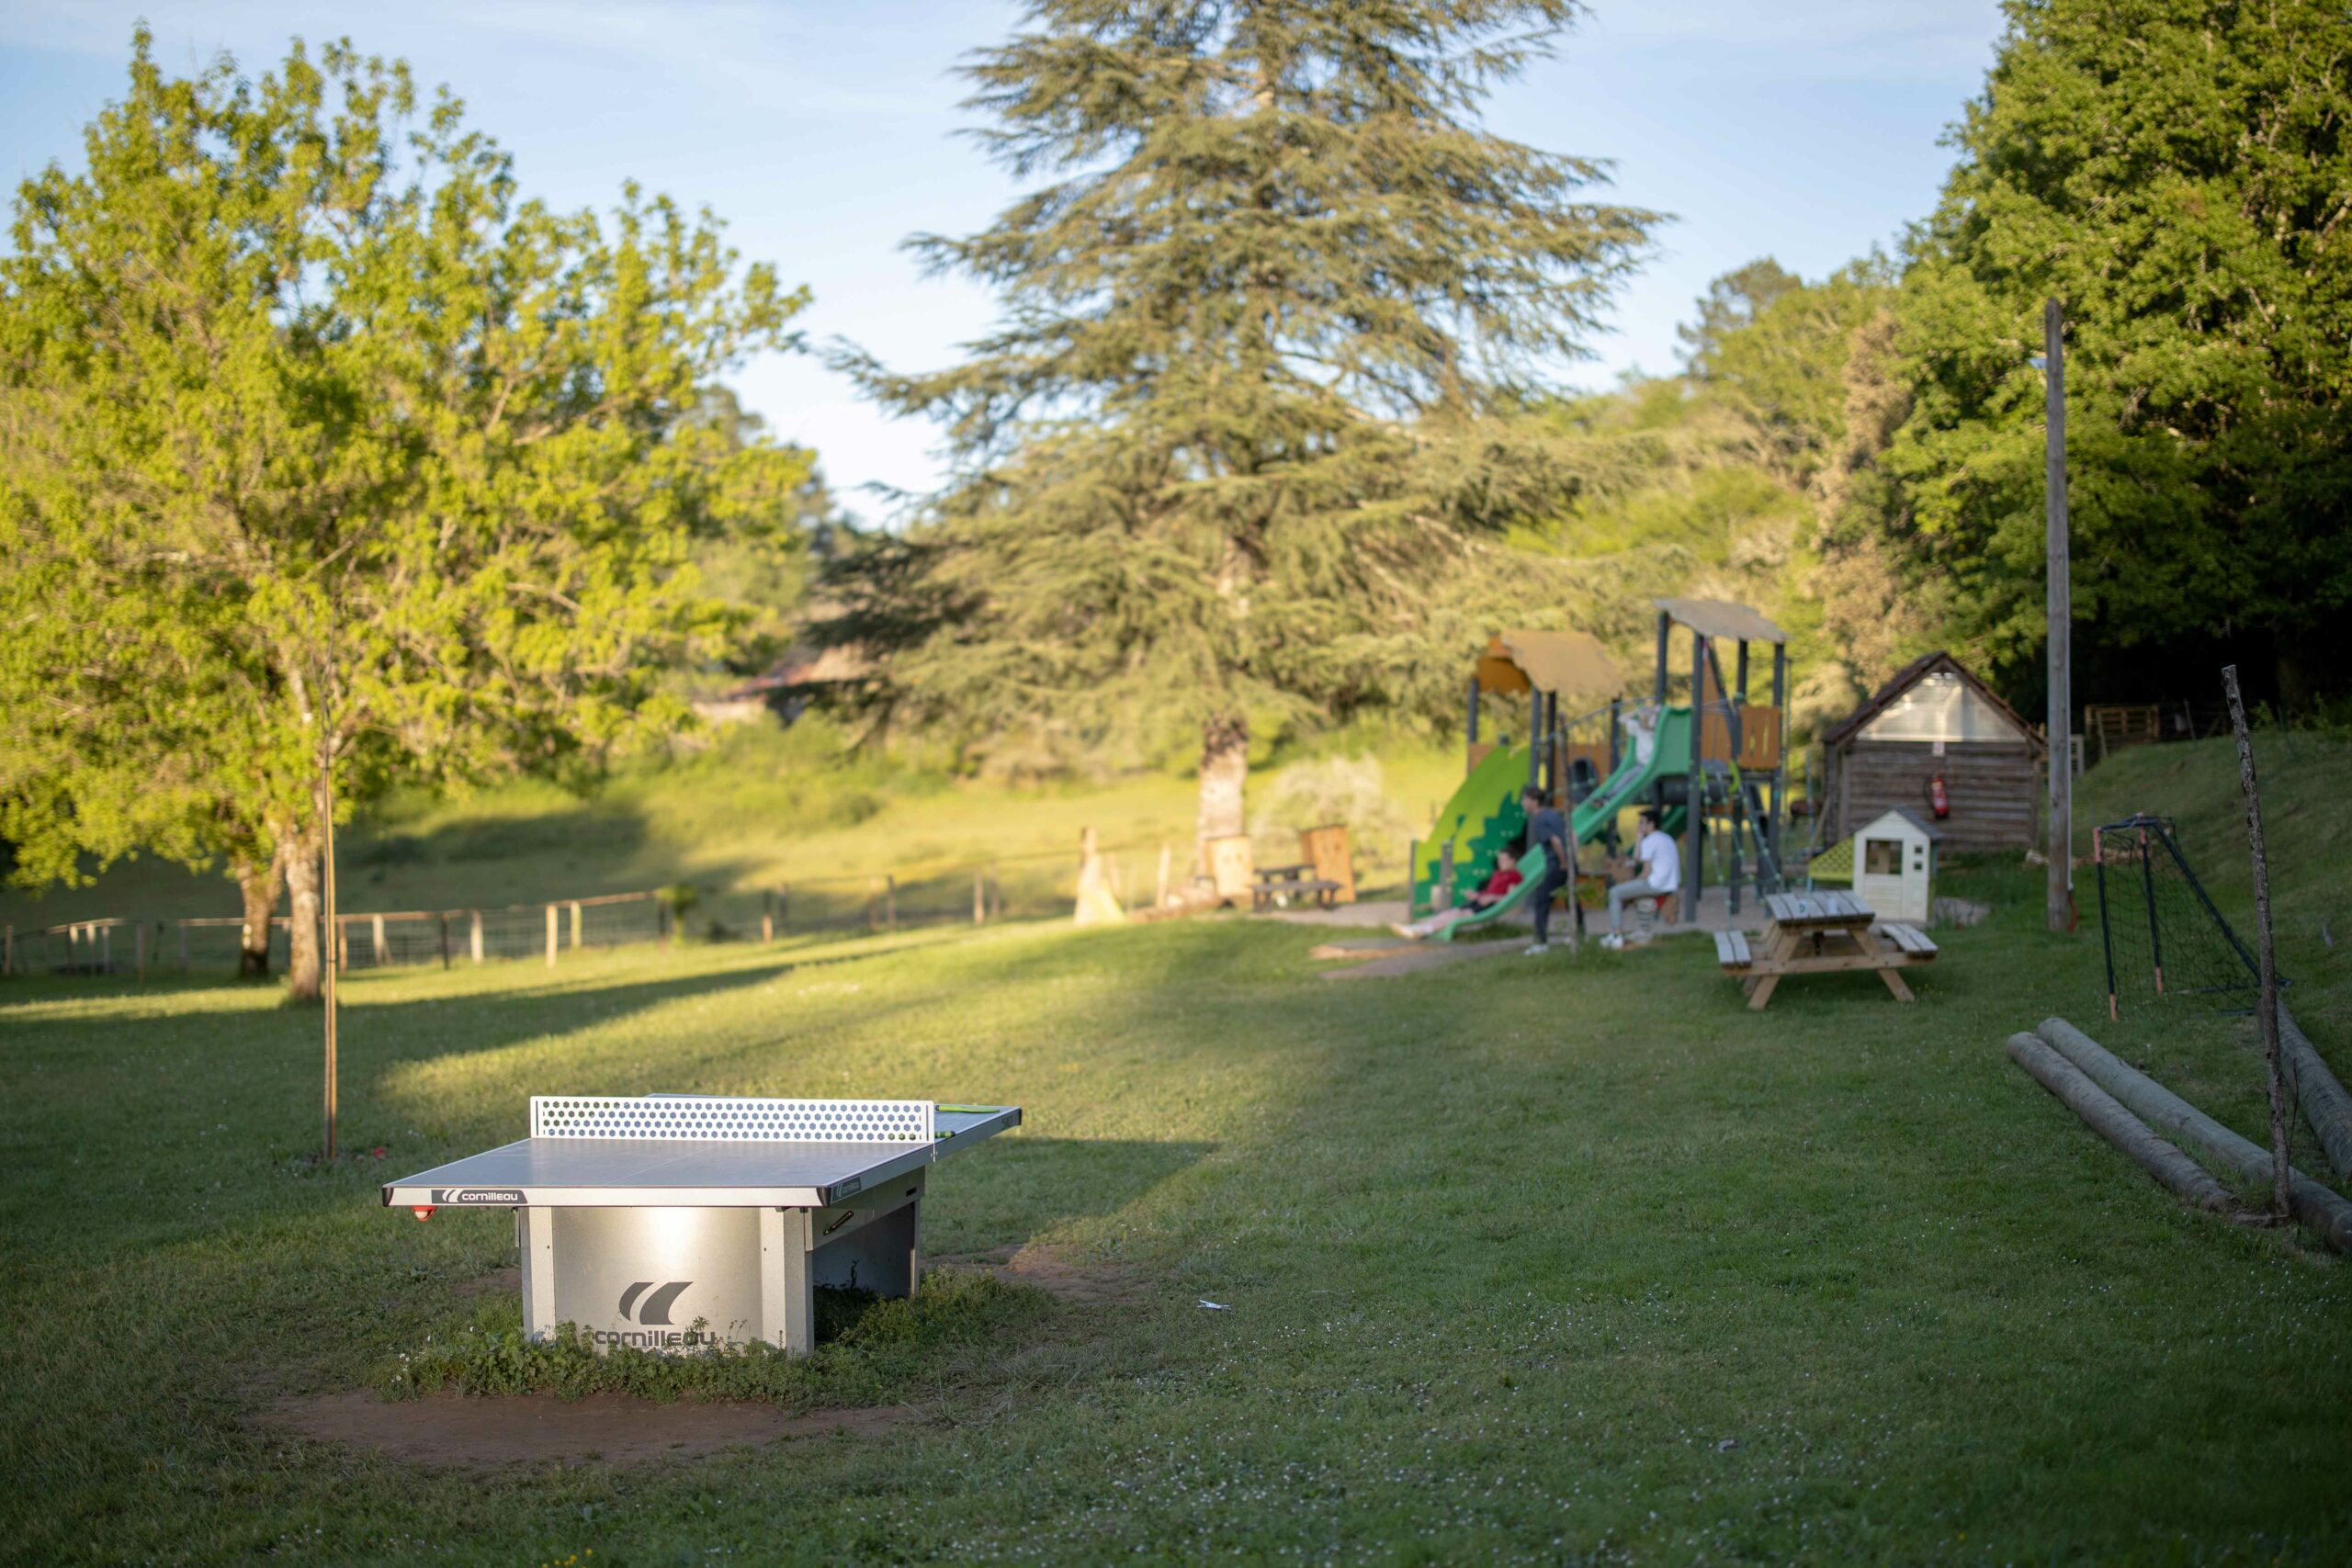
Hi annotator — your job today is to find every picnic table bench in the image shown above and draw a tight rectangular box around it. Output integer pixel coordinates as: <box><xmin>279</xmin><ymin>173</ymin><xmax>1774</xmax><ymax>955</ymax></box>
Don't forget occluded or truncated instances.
<box><xmin>1713</xmin><ymin>890</ymin><xmax>1937</xmax><ymax>1010</ymax></box>
<box><xmin>1253</xmin><ymin>862</ymin><xmax>1341</xmax><ymax>911</ymax></box>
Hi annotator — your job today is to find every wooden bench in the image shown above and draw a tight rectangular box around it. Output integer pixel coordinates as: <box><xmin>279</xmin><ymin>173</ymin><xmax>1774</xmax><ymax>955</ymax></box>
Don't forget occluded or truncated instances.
<box><xmin>1713</xmin><ymin>929</ymin><xmax>1752</xmax><ymax>968</ymax></box>
<box><xmin>1877</xmin><ymin>922</ymin><xmax>1939</xmax><ymax>959</ymax></box>
<box><xmin>1252</xmin><ymin>866</ymin><xmax>1341</xmax><ymax>911</ymax></box>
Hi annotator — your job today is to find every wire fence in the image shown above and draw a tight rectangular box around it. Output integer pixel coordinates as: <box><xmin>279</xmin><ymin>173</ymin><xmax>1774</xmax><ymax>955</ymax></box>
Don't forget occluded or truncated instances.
<box><xmin>0</xmin><ymin>832</ymin><xmax>1258</xmax><ymax>982</ymax></box>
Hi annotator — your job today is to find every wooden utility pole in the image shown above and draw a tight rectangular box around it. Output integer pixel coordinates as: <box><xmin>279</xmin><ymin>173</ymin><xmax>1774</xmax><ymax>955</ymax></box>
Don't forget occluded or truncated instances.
<box><xmin>2222</xmin><ymin>665</ymin><xmax>2292</xmax><ymax>1220</ymax></box>
<box><xmin>2044</xmin><ymin>297</ymin><xmax>2072</xmax><ymax>933</ymax></box>
<box><xmin>321</xmin><ymin>759</ymin><xmax>339</xmax><ymax>1161</ymax></box>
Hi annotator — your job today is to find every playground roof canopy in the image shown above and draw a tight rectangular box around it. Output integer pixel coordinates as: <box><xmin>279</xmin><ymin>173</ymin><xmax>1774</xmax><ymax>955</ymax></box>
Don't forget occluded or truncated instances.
<box><xmin>1476</xmin><ymin>629</ymin><xmax>1623</xmax><ymax>698</ymax></box>
<box><xmin>1654</xmin><ymin>597</ymin><xmax>1789</xmax><ymax>646</ymax></box>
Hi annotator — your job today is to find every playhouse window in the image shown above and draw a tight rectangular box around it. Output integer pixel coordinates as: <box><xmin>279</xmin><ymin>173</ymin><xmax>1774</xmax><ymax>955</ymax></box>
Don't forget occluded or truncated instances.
<box><xmin>1864</xmin><ymin>838</ymin><xmax>1904</xmax><ymax>875</ymax></box>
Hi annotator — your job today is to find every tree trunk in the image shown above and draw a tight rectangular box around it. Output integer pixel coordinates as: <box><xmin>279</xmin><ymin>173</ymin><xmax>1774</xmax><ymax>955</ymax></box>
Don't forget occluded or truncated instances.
<box><xmin>233</xmin><ymin>851</ymin><xmax>281</xmax><ymax>979</ymax></box>
<box><xmin>282</xmin><ymin>819</ymin><xmax>324</xmax><ymax>1003</ymax></box>
<box><xmin>1196</xmin><ymin>715</ymin><xmax>1249</xmax><ymax>867</ymax></box>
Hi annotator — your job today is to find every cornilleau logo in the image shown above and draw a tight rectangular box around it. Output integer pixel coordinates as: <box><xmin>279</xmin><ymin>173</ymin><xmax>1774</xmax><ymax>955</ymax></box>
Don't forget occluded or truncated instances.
<box><xmin>430</xmin><ymin>1188</ymin><xmax>525</xmax><ymax>1204</ymax></box>
<box><xmin>616</xmin><ymin>1280</ymin><xmax>694</xmax><ymax>1325</ymax></box>
<box><xmin>592</xmin><ymin>1280</ymin><xmax>710</xmax><ymax>1349</ymax></box>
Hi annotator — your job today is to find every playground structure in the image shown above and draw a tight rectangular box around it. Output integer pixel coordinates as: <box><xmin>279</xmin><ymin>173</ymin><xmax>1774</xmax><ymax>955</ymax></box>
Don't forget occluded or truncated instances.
<box><xmin>1410</xmin><ymin>603</ymin><xmax>1792</xmax><ymax>926</ymax></box>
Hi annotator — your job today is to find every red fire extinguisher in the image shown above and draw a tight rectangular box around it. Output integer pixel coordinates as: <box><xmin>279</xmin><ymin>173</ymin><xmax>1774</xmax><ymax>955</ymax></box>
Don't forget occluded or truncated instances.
<box><xmin>1928</xmin><ymin>774</ymin><xmax>1951</xmax><ymax>819</ymax></box>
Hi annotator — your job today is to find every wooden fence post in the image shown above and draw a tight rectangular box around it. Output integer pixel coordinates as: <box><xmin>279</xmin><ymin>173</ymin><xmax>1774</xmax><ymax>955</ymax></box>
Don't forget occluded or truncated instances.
<box><xmin>438</xmin><ymin>914</ymin><xmax>451</xmax><ymax>969</ymax></box>
<box><xmin>372</xmin><ymin>914</ymin><xmax>388</xmax><ymax>965</ymax></box>
<box><xmin>570</xmin><ymin>901</ymin><xmax>582</xmax><ymax>950</ymax></box>
<box><xmin>763</xmin><ymin>888</ymin><xmax>775</xmax><ymax>943</ymax></box>
<box><xmin>974</xmin><ymin>868</ymin><xmax>986</xmax><ymax>925</ymax></box>
<box><xmin>469</xmin><ymin>909</ymin><xmax>484</xmax><ymax>964</ymax></box>
<box><xmin>546</xmin><ymin>903</ymin><xmax>559</xmax><ymax>968</ymax></box>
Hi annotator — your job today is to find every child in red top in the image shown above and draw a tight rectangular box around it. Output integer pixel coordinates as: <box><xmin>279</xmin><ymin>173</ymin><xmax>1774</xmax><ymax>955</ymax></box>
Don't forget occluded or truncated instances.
<box><xmin>1392</xmin><ymin>849</ymin><xmax>1524</xmax><ymax>941</ymax></box>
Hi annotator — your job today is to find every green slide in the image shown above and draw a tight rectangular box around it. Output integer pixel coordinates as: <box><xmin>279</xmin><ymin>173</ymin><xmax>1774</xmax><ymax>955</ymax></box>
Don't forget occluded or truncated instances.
<box><xmin>1410</xmin><ymin>705</ymin><xmax>1696</xmax><ymax>911</ymax></box>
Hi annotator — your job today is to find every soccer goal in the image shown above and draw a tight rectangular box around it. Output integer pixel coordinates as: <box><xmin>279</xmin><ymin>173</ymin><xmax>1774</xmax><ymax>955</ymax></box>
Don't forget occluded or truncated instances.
<box><xmin>2093</xmin><ymin>814</ymin><xmax>2282</xmax><ymax>1021</ymax></box>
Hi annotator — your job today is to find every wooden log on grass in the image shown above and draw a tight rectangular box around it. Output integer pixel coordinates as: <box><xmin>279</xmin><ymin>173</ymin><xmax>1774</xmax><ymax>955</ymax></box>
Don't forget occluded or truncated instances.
<box><xmin>2038</xmin><ymin>1016</ymin><xmax>2352</xmax><ymax>1254</ymax></box>
<box><xmin>2006</xmin><ymin>1033</ymin><xmax>2233</xmax><ymax>1213</ymax></box>
<box><xmin>2279</xmin><ymin>1003</ymin><xmax>2352</xmax><ymax>1185</ymax></box>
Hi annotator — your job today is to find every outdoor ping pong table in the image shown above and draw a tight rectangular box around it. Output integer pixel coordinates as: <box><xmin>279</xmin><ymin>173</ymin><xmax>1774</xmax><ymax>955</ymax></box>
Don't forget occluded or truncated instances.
<box><xmin>383</xmin><ymin>1095</ymin><xmax>1022</xmax><ymax>1354</ymax></box>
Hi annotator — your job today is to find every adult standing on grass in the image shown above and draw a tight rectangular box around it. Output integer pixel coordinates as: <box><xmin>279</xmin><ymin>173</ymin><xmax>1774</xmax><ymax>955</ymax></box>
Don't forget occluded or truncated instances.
<box><xmin>1601</xmin><ymin>808</ymin><xmax>1679</xmax><ymax>951</ymax></box>
<box><xmin>1521</xmin><ymin>787</ymin><xmax>1572</xmax><ymax>956</ymax></box>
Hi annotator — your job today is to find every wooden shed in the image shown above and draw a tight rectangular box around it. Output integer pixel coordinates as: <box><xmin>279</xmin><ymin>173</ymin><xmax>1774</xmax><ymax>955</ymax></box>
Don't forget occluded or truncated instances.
<box><xmin>1820</xmin><ymin>652</ymin><xmax>2043</xmax><ymax>853</ymax></box>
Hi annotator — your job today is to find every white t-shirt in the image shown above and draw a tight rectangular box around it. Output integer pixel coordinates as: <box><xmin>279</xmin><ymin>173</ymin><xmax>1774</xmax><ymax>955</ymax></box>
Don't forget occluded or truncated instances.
<box><xmin>1635</xmin><ymin>828</ymin><xmax>1680</xmax><ymax>893</ymax></box>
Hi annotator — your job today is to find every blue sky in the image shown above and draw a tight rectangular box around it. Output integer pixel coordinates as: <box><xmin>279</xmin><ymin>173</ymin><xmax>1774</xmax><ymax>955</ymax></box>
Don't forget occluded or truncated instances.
<box><xmin>0</xmin><ymin>1</ymin><xmax>2008</xmax><ymax>519</ymax></box>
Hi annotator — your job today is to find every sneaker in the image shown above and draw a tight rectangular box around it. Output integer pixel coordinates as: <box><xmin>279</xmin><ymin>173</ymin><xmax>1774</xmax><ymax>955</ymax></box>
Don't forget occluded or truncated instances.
<box><xmin>1387</xmin><ymin>922</ymin><xmax>1420</xmax><ymax>942</ymax></box>
<box><xmin>1600</xmin><ymin>932</ymin><xmax>1624</xmax><ymax>951</ymax></box>
<box><xmin>1523</xmin><ymin>942</ymin><xmax>1550</xmax><ymax>956</ymax></box>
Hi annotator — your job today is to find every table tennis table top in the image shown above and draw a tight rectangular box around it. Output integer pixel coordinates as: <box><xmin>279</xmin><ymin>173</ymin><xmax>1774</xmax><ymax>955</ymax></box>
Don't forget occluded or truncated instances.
<box><xmin>383</xmin><ymin>1100</ymin><xmax>1021</xmax><ymax>1210</ymax></box>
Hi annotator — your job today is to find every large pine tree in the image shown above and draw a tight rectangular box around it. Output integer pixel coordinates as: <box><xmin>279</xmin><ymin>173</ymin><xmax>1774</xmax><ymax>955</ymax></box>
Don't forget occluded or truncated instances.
<box><xmin>832</xmin><ymin>0</ymin><xmax>1657</xmax><ymax>852</ymax></box>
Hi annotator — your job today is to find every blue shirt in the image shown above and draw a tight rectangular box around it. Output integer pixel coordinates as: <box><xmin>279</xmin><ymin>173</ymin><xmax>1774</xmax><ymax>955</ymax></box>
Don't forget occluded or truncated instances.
<box><xmin>1527</xmin><ymin>807</ymin><xmax>1569</xmax><ymax>870</ymax></box>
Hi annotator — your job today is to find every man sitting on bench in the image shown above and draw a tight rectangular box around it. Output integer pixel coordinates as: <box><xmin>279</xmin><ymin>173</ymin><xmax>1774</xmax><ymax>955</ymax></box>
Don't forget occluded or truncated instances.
<box><xmin>1391</xmin><ymin>850</ymin><xmax>1523</xmax><ymax>941</ymax></box>
<box><xmin>1601</xmin><ymin>807</ymin><xmax>1680</xmax><ymax>951</ymax></box>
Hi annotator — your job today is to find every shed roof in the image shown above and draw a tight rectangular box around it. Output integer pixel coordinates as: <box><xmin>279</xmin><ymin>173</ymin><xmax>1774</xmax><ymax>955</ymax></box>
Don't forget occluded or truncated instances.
<box><xmin>1822</xmin><ymin>650</ymin><xmax>2044</xmax><ymax>754</ymax></box>
<box><xmin>1653</xmin><ymin>597</ymin><xmax>1789</xmax><ymax>645</ymax></box>
<box><xmin>1475</xmin><ymin>629</ymin><xmax>1623</xmax><ymax>697</ymax></box>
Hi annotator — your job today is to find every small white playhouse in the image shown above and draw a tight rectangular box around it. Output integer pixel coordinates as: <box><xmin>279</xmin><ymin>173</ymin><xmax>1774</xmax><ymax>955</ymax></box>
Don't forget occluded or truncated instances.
<box><xmin>1852</xmin><ymin>807</ymin><xmax>1940</xmax><ymax>924</ymax></box>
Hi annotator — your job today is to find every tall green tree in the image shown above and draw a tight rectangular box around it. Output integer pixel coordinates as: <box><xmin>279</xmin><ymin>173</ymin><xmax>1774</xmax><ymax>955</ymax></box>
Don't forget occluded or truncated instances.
<box><xmin>1866</xmin><ymin>0</ymin><xmax>2352</xmax><ymax>705</ymax></box>
<box><xmin>830</xmin><ymin>0</ymin><xmax>1657</xmax><ymax>849</ymax></box>
<box><xmin>0</xmin><ymin>31</ymin><xmax>809</xmax><ymax>996</ymax></box>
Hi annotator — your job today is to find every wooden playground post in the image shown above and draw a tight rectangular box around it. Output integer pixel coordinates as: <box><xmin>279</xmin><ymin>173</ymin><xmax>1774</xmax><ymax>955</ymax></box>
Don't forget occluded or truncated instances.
<box><xmin>1769</xmin><ymin>644</ymin><xmax>1789</xmax><ymax>886</ymax></box>
<box><xmin>1683</xmin><ymin>625</ymin><xmax>1704</xmax><ymax>922</ymax></box>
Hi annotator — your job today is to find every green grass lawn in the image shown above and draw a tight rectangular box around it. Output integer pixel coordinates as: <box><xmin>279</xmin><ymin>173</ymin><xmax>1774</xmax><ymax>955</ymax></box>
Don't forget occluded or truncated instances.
<box><xmin>7</xmin><ymin>880</ymin><xmax>2351</xmax><ymax>1559</ymax></box>
<box><xmin>5</xmin><ymin>730</ymin><xmax>2348</xmax><ymax>1563</ymax></box>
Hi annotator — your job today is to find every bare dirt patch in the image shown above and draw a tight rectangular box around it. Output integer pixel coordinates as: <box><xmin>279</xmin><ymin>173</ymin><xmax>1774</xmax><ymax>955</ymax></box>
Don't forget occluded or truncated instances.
<box><xmin>1322</xmin><ymin>937</ymin><xmax>1521</xmax><ymax>981</ymax></box>
<box><xmin>933</xmin><ymin>1241</ymin><xmax>1147</xmax><ymax>1308</ymax></box>
<box><xmin>261</xmin><ymin>1391</ymin><xmax>921</xmax><ymax>1472</ymax></box>
<box><xmin>452</xmin><ymin>1265</ymin><xmax>520</xmax><ymax>1299</ymax></box>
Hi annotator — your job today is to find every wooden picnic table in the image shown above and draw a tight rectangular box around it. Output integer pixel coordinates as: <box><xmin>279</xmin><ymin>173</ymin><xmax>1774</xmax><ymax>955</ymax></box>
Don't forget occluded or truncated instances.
<box><xmin>1713</xmin><ymin>890</ymin><xmax>1937</xmax><ymax>1010</ymax></box>
<box><xmin>1252</xmin><ymin>863</ymin><xmax>1340</xmax><ymax>911</ymax></box>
